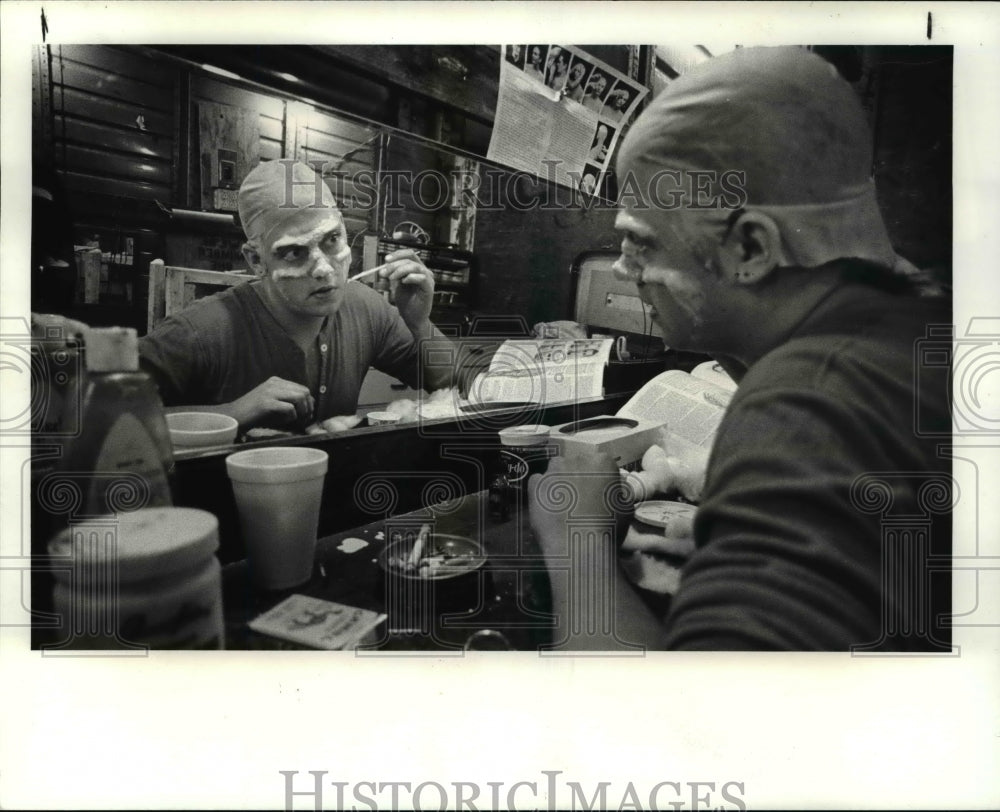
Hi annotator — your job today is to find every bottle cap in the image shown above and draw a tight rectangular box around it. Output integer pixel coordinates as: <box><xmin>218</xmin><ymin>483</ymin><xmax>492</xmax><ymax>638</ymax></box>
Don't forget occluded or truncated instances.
<box><xmin>499</xmin><ymin>425</ymin><xmax>550</xmax><ymax>447</ymax></box>
<box><xmin>48</xmin><ymin>507</ymin><xmax>219</xmax><ymax>583</ymax></box>
<box><xmin>85</xmin><ymin>327</ymin><xmax>139</xmax><ymax>372</ymax></box>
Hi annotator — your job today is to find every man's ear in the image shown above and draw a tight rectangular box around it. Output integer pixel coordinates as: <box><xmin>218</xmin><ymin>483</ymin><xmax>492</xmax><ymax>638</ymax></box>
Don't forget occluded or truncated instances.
<box><xmin>241</xmin><ymin>242</ymin><xmax>266</xmax><ymax>278</ymax></box>
<box><xmin>717</xmin><ymin>210</ymin><xmax>786</xmax><ymax>285</ymax></box>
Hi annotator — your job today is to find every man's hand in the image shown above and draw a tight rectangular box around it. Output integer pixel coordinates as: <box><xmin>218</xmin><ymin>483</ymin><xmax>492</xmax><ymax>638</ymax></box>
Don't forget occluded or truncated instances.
<box><xmin>381</xmin><ymin>248</ymin><xmax>434</xmax><ymax>331</ymax></box>
<box><xmin>528</xmin><ymin>449</ymin><xmax>629</xmax><ymax>558</ymax></box>
<box><xmin>380</xmin><ymin>248</ymin><xmax>458</xmax><ymax>392</ymax></box>
<box><xmin>625</xmin><ymin>428</ymin><xmax>710</xmax><ymax>503</ymax></box>
<box><xmin>528</xmin><ymin>449</ymin><xmax>668</xmax><ymax>651</ymax></box>
<box><xmin>226</xmin><ymin>376</ymin><xmax>314</xmax><ymax>430</ymax></box>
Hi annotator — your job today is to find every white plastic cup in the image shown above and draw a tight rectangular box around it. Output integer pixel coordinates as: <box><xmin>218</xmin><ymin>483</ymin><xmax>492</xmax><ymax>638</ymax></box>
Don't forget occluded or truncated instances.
<box><xmin>225</xmin><ymin>447</ymin><xmax>329</xmax><ymax>590</ymax></box>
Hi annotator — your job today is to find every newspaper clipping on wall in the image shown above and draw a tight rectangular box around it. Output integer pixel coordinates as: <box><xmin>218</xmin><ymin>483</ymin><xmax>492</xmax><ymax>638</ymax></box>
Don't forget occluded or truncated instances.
<box><xmin>489</xmin><ymin>45</ymin><xmax>649</xmax><ymax>197</ymax></box>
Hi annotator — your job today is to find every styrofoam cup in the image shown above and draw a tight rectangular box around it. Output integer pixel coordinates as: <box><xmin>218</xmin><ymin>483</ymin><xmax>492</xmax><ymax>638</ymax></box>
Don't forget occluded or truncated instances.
<box><xmin>225</xmin><ymin>447</ymin><xmax>328</xmax><ymax>590</ymax></box>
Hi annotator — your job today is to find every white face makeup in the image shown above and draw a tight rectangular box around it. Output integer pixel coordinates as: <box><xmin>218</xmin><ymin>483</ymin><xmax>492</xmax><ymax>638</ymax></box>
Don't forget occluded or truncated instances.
<box><xmin>268</xmin><ymin>215</ymin><xmax>350</xmax><ymax>280</ymax></box>
<box><xmin>255</xmin><ymin>209</ymin><xmax>352</xmax><ymax>319</ymax></box>
<box><xmin>613</xmin><ymin>207</ymin><xmax>731</xmax><ymax>353</ymax></box>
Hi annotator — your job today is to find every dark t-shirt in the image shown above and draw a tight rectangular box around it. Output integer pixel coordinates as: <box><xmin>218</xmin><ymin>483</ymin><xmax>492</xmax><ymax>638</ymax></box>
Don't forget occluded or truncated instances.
<box><xmin>663</xmin><ymin>285</ymin><xmax>952</xmax><ymax>651</ymax></box>
<box><xmin>139</xmin><ymin>281</ymin><xmax>423</xmax><ymax>420</ymax></box>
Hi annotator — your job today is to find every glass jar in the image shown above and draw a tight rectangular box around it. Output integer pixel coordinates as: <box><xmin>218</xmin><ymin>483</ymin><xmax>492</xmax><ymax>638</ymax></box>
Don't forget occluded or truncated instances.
<box><xmin>498</xmin><ymin>425</ymin><xmax>553</xmax><ymax>494</ymax></box>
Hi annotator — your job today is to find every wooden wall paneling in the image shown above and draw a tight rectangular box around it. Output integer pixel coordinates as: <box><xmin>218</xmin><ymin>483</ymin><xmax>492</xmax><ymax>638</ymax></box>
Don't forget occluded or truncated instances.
<box><xmin>259</xmin><ymin>139</ymin><xmax>283</xmax><ymax>162</ymax></box>
<box><xmin>316</xmin><ymin>45</ymin><xmax>501</xmax><ymax>125</ymax></box>
<box><xmin>190</xmin><ymin>74</ymin><xmax>284</xmax><ymax>209</ymax></box>
<box><xmin>62</xmin><ymin>143</ymin><xmax>171</xmax><ymax>187</ymax></box>
<box><xmin>55</xmin><ymin>60</ymin><xmax>173</xmax><ymax>113</ymax></box>
<box><xmin>172</xmin><ymin>65</ymin><xmax>187</xmax><ymax>207</ymax></box>
<box><xmin>60</xmin><ymin>169</ymin><xmax>167</xmax><ymax>202</ymax></box>
<box><xmin>58</xmin><ymin>44</ymin><xmax>172</xmax><ymax>89</ymax></box>
<box><xmin>291</xmin><ymin>103</ymin><xmax>381</xmax><ymax>246</ymax></box>
<box><xmin>55</xmin><ymin>86</ymin><xmax>173</xmax><ymax>138</ymax></box>
<box><xmin>300</xmin><ymin>128</ymin><xmax>374</xmax><ymax>162</ymax></box>
<box><xmin>196</xmin><ymin>101</ymin><xmax>260</xmax><ymax>211</ymax></box>
<box><xmin>55</xmin><ymin>116</ymin><xmax>173</xmax><ymax>162</ymax></box>
<box><xmin>258</xmin><ymin>115</ymin><xmax>285</xmax><ymax>142</ymax></box>
<box><xmin>191</xmin><ymin>75</ymin><xmax>285</xmax><ymax>119</ymax></box>
<box><xmin>45</xmin><ymin>45</ymin><xmax>177</xmax><ymax>319</ymax></box>
<box><xmin>258</xmin><ymin>114</ymin><xmax>284</xmax><ymax>163</ymax></box>
<box><xmin>33</xmin><ymin>45</ymin><xmax>53</xmax><ymax>164</ymax></box>
<box><xmin>306</xmin><ymin>107</ymin><xmax>377</xmax><ymax>145</ymax></box>
<box><xmin>63</xmin><ymin>191</ymin><xmax>164</xmax><ymax>231</ymax></box>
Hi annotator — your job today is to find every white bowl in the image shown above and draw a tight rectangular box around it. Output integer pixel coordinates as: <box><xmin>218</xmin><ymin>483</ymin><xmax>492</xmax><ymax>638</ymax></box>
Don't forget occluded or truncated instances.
<box><xmin>166</xmin><ymin>411</ymin><xmax>239</xmax><ymax>447</ymax></box>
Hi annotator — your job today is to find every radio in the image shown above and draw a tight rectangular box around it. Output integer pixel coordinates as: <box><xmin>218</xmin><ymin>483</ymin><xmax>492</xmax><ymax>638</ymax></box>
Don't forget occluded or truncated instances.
<box><xmin>362</xmin><ymin>235</ymin><xmax>477</xmax><ymax>322</ymax></box>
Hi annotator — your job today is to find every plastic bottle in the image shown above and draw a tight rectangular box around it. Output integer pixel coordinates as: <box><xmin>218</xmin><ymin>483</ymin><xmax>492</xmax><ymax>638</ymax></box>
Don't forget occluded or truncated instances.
<box><xmin>30</xmin><ymin>313</ymin><xmax>84</xmax><ymax>437</ymax></box>
<box><xmin>31</xmin><ymin>314</ymin><xmax>87</xmax><ymax>554</ymax></box>
<box><xmin>53</xmin><ymin>326</ymin><xmax>174</xmax><ymax>518</ymax></box>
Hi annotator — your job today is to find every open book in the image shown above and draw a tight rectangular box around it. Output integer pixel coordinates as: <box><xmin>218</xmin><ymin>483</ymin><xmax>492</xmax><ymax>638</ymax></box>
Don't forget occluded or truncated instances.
<box><xmin>468</xmin><ymin>338</ymin><xmax>614</xmax><ymax>405</ymax></box>
<box><xmin>616</xmin><ymin>364</ymin><xmax>736</xmax><ymax>449</ymax></box>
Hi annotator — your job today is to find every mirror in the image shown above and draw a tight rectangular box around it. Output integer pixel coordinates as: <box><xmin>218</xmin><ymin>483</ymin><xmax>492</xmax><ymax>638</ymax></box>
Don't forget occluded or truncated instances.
<box><xmin>34</xmin><ymin>44</ymin><xmax>634</xmax><ymax>459</ymax></box>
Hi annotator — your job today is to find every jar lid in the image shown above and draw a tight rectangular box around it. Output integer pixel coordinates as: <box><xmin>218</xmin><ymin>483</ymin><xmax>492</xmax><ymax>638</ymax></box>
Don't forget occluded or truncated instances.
<box><xmin>499</xmin><ymin>425</ymin><xmax>551</xmax><ymax>447</ymax></box>
<box><xmin>84</xmin><ymin>327</ymin><xmax>139</xmax><ymax>372</ymax></box>
<box><xmin>48</xmin><ymin>507</ymin><xmax>219</xmax><ymax>583</ymax></box>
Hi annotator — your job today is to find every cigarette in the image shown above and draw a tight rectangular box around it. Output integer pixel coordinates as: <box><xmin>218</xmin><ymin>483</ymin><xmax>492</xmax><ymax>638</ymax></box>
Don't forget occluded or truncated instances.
<box><xmin>347</xmin><ymin>262</ymin><xmax>390</xmax><ymax>283</ymax></box>
<box><xmin>408</xmin><ymin>523</ymin><xmax>431</xmax><ymax>567</ymax></box>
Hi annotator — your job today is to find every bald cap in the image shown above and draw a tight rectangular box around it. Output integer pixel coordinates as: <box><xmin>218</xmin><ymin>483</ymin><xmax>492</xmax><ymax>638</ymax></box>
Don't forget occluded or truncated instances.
<box><xmin>618</xmin><ymin>46</ymin><xmax>898</xmax><ymax>269</ymax></box>
<box><xmin>237</xmin><ymin>160</ymin><xmax>338</xmax><ymax>248</ymax></box>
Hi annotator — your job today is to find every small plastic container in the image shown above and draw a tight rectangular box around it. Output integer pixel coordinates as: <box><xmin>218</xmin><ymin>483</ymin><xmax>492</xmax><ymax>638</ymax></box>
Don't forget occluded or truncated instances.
<box><xmin>47</xmin><ymin>507</ymin><xmax>224</xmax><ymax>649</ymax></box>
<box><xmin>488</xmin><ymin>425</ymin><xmax>553</xmax><ymax>522</ymax></box>
<box><xmin>497</xmin><ymin>425</ymin><xmax>553</xmax><ymax>493</ymax></box>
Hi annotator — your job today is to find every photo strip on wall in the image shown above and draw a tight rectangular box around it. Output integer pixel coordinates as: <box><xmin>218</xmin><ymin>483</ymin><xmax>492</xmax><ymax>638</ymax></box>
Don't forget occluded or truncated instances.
<box><xmin>489</xmin><ymin>45</ymin><xmax>649</xmax><ymax>199</ymax></box>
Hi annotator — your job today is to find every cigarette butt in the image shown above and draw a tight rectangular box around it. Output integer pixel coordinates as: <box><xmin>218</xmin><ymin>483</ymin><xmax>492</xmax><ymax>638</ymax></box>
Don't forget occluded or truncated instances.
<box><xmin>408</xmin><ymin>523</ymin><xmax>431</xmax><ymax>567</ymax></box>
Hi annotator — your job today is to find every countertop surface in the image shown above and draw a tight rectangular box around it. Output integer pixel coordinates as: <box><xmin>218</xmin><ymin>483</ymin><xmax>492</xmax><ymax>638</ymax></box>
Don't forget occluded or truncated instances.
<box><xmin>222</xmin><ymin>490</ymin><xmax>555</xmax><ymax>651</ymax></box>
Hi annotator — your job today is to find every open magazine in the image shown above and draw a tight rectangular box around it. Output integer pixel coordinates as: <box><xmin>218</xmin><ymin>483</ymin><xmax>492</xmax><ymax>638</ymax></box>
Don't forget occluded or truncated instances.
<box><xmin>615</xmin><ymin>364</ymin><xmax>736</xmax><ymax>449</ymax></box>
<box><xmin>468</xmin><ymin>338</ymin><xmax>614</xmax><ymax>405</ymax></box>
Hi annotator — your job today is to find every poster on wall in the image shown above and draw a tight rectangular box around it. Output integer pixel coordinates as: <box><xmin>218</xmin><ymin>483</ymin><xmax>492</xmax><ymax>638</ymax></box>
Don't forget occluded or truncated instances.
<box><xmin>489</xmin><ymin>45</ymin><xmax>649</xmax><ymax>196</ymax></box>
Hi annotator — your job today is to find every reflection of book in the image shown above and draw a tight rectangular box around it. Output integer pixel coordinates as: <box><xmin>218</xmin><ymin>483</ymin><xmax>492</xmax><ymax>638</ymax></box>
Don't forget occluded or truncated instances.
<box><xmin>617</xmin><ymin>368</ymin><xmax>734</xmax><ymax>449</ymax></box>
<box><xmin>469</xmin><ymin>338</ymin><xmax>614</xmax><ymax>405</ymax></box>
<box><xmin>249</xmin><ymin>594</ymin><xmax>386</xmax><ymax>650</ymax></box>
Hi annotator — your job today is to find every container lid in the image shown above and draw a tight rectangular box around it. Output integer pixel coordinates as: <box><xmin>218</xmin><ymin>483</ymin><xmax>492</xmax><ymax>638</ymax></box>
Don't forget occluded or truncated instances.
<box><xmin>85</xmin><ymin>327</ymin><xmax>139</xmax><ymax>372</ymax></box>
<box><xmin>499</xmin><ymin>425</ymin><xmax>551</xmax><ymax>447</ymax></box>
<box><xmin>48</xmin><ymin>507</ymin><xmax>219</xmax><ymax>583</ymax></box>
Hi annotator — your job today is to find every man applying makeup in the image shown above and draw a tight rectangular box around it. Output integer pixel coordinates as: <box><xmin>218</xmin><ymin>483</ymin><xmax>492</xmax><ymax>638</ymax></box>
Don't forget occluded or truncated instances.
<box><xmin>139</xmin><ymin>160</ymin><xmax>455</xmax><ymax>430</ymax></box>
